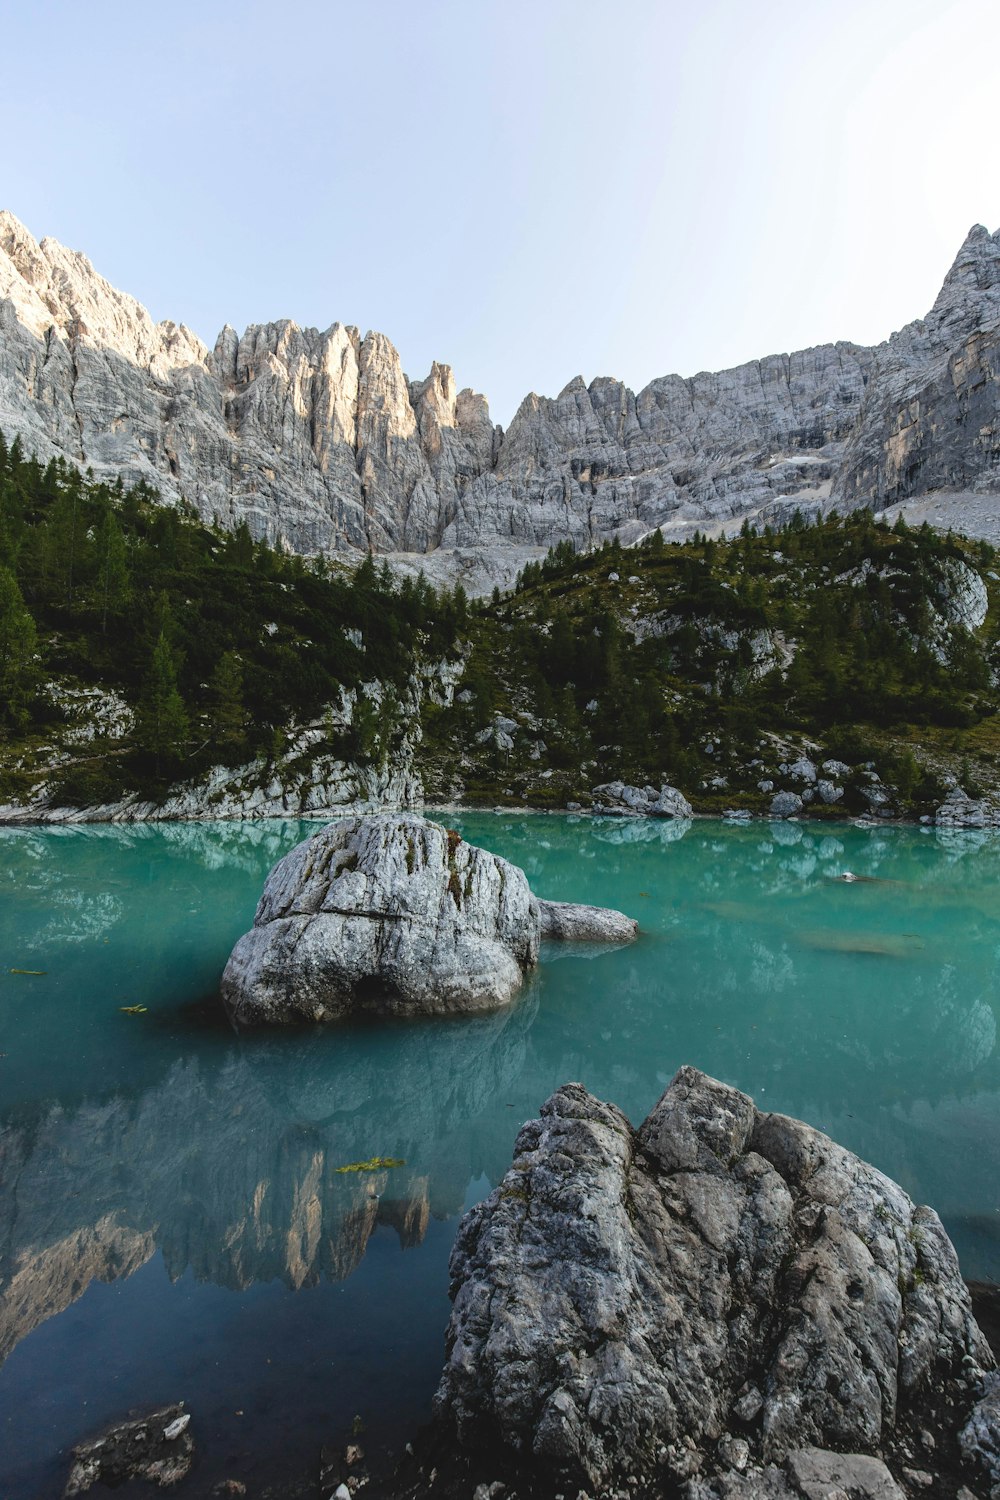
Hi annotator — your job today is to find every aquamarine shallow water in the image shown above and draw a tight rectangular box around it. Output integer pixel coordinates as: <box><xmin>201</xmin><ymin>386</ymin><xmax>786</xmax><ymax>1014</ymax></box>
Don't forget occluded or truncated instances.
<box><xmin>1</xmin><ymin>814</ymin><xmax>998</xmax><ymax>1497</ymax></box>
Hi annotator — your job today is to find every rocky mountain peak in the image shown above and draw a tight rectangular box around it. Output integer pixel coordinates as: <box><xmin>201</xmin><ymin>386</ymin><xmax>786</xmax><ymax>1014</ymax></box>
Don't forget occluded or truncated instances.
<box><xmin>1</xmin><ymin>210</ymin><xmax>998</xmax><ymax>591</ymax></box>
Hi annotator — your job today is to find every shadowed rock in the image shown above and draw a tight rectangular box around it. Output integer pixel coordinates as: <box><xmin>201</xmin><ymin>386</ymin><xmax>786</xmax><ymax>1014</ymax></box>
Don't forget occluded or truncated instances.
<box><xmin>431</xmin><ymin>1066</ymin><xmax>999</xmax><ymax>1498</ymax></box>
<box><xmin>64</xmin><ymin>1404</ymin><xmax>193</xmax><ymax>1494</ymax></box>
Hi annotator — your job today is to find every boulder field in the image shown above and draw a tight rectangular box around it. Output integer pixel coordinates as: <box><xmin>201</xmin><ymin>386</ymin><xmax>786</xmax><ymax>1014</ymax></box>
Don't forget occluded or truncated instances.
<box><xmin>220</xmin><ymin>815</ymin><xmax>637</xmax><ymax>1024</ymax></box>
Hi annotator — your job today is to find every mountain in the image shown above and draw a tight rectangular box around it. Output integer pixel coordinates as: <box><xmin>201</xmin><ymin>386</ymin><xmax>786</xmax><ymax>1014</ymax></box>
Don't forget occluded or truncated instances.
<box><xmin>1</xmin><ymin>211</ymin><xmax>999</xmax><ymax>591</ymax></box>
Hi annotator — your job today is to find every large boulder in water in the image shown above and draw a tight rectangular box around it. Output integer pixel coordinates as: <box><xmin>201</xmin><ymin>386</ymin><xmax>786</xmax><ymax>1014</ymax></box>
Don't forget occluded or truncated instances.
<box><xmin>431</xmin><ymin>1066</ymin><xmax>998</xmax><ymax>1499</ymax></box>
<box><xmin>220</xmin><ymin>815</ymin><xmax>637</xmax><ymax>1025</ymax></box>
<box><xmin>221</xmin><ymin>815</ymin><xmax>539</xmax><ymax>1023</ymax></box>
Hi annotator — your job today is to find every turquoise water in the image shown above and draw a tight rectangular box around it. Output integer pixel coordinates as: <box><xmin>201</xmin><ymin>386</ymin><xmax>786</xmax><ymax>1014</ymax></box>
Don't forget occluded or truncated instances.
<box><xmin>1</xmin><ymin>814</ymin><xmax>999</xmax><ymax>1496</ymax></box>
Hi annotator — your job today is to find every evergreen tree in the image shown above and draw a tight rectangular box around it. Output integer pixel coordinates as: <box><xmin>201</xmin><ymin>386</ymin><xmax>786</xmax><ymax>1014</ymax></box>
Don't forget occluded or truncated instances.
<box><xmin>0</xmin><ymin>566</ymin><xmax>38</xmax><ymax>727</ymax></box>
<box><xmin>206</xmin><ymin>650</ymin><xmax>246</xmax><ymax>751</ymax></box>
<box><xmin>137</xmin><ymin>630</ymin><xmax>188</xmax><ymax>768</ymax></box>
<box><xmin>96</xmin><ymin>508</ymin><xmax>130</xmax><ymax>632</ymax></box>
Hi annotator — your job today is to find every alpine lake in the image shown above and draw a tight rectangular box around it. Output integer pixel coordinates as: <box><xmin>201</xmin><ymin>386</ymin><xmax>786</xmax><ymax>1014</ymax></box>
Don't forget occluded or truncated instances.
<box><xmin>1</xmin><ymin>812</ymin><xmax>998</xmax><ymax>1498</ymax></box>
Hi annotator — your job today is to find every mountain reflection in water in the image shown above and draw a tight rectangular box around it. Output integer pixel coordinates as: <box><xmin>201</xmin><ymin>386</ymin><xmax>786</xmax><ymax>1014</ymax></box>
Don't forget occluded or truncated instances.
<box><xmin>1</xmin><ymin>815</ymin><xmax>999</xmax><ymax>1497</ymax></box>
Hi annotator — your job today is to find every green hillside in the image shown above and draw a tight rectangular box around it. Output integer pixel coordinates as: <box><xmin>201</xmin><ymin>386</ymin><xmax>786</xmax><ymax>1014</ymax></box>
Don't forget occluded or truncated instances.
<box><xmin>2</xmin><ymin>429</ymin><xmax>998</xmax><ymax>818</ymax></box>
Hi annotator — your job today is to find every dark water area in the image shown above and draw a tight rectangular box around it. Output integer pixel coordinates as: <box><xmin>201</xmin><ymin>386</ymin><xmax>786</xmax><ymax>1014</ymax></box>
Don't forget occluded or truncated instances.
<box><xmin>1</xmin><ymin>814</ymin><xmax>998</xmax><ymax>1496</ymax></box>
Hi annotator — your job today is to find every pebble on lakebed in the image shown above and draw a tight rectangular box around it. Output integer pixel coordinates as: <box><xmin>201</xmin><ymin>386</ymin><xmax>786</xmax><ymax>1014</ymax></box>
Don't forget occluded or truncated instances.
<box><xmin>220</xmin><ymin>814</ymin><xmax>637</xmax><ymax>1025</ymax></box>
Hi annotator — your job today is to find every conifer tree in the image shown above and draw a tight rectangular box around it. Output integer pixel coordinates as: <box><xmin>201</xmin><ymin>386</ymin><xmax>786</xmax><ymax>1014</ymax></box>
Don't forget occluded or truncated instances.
<box><xmin>97</xmin><ymin>509</ymin><xmax>130</xmax><ymax>632</ymax></box>
<box><xmin>137</xmin><ymin>630</ymin><xmax>188</xmax><ymax>769</ymax></box>
<box><xmin>0</xmin><ymin>566</ymin><xmax>38</xmax><ymax>727</ymax></box>
<box><xmin>206</xmin><ymin>650</ymin><xmax>246</xmax><ymax>751</ymax></box>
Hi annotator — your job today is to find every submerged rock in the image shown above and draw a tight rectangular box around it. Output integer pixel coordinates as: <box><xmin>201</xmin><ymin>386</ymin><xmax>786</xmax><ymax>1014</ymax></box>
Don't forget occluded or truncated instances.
<box><xmin>221</xmin><ymin>815</ymin><xmax>636</xmax><ymax>1024</ymax></box>
<box><xmin>431</xmin><ymin>1067</ymin><xmax>997</xmax><ymax>1498</ymax></box>
<box><xmin>64</xmin><ymin>1403</ymin><xmax>193</xmax><ymax>1494</ymax></box>
<box><xmin>591</xmin><ymin>781</ymin><xmax>693</xmax><ymax>818</ymax></box>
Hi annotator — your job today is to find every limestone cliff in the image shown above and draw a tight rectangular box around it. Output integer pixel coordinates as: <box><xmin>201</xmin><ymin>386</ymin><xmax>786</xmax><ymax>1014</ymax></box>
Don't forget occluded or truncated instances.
<box><xmin>1</xmin><ymin>210</ymin><xmax>998</xmax><ymax>589</ymax></box>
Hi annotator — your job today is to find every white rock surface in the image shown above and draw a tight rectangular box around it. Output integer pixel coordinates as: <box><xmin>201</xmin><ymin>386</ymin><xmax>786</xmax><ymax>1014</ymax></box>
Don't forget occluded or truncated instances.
<box><xmin>433</xmin><ymin>1068</ymin><xmax>996</xmax><ymax>1497</ymax></box>
<box><xmin>3</xmin><ymin>210</ymin><xmax>998</xmax><ymax>590</ymax></box>
<box><xmin>537</xmin><ymin>899</ymin><xmax>638</xmax><ymax>943</ymax></box>
<box><xmin>221</xmin><ymin>816</ymin><xmax>637</xmax><ymax>1024</ymax></box>
<box><xmin>221</xmin><ymin>816</ymin><xmax>540</xmax><ymax>1023</ymax></box>
<box><xmin>591</xmin><ymin>781</ymin><xmax>694</xmax><ymax>818</ymax></box>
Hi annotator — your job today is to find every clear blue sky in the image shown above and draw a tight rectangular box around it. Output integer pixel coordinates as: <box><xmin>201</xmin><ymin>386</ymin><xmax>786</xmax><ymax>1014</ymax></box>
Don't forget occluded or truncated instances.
<box><xmin>4</xmin><ymin>0</ymin><xmax>998</xmax><ymax>425</ymax></box>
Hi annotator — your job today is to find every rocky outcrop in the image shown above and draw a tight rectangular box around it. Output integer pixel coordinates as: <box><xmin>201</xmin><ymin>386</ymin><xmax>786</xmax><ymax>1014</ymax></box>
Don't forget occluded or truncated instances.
<box><xmin>3</xmin><ymin>210</ymin><xmax>999</xmax><ymax>590</ymax></box>
<box><xmin>836</xmin><ymin>225</ymin><xmax>1000</xmax><ymax>508</ymax></box>
<box><xmin>221</xmin><ymin>815</ymin><xmax>636</xmax><ymax>1024</ymax></box>
<box><xmin>591</xmin><ymin>781</ymin><xmax>694</xmax><ymax>818</ymax></box>
<box><xmin>64</xmin><ymin>1404</ymin><xmax>193</xmax><ymax>1494</ymax></box>
<box><xmin>537</xmin><ymin>898</ymin><xmax>638</xmax><ymax>943</ymax></box>
<box><xmin>221</xmin><ymin>816</ymin><xmax>540</xmax><ymax>1022</ymax></box>
<box><xmin>935</xmin><ymin>787</ymin><xmax>1000</xmax><ymax>829</ymax></box>
<box><xmin>0</xmin><ymin>657</ymin><xmax>461</xmax><ymax>825</ymax></box>
<box><xmin>432</xmin><ymin>1067</ymin><xmax>997</xmax><ymax>1499</ymax></box>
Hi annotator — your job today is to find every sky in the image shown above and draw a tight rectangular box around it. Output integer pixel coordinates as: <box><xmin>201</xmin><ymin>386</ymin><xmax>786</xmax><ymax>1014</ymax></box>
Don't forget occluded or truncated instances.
<box><xmin>3</xmin><ymin>0</ymin><xmax>999</xmax><ymax>426</ymax></box>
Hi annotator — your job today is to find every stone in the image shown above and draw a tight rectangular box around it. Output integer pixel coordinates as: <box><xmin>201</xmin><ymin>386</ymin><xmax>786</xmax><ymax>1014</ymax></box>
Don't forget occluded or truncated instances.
<box><xmin>959</xmin><ymin>1371</ymin><xmax>1000</xmax><ymax>1495</ymax></box>
<box><xmin>221</xmin><ymin>815</ymin><xmax>637</xmax><ymax>1024</ymax></box>
<box><xmin>786</xmin><ymin>758</ymin><xmax>817</xmax><ymax>784</ymax></box>
<box><xmin>591</xmin><ymin>781</ymin><xmax>693</xmax><ymax>819</ymax></box>
<box><xmin>433</xmin><ymin>1067</ymin><xmax>994</xmax><ymax>1497</ymax></box>
<box><xmin>537</xmin><ymin>899</ymin><xmax>638</xmax><ymax>944</ymax></box>
<box><xmin>816</xmin><ymin>779</ymin><xmax>843</xmax><ymax>805</ymax></box>
<box><xmin>769</xmin><ymin>791</ymin><xmax>803</xmax><ymax>818</ymax></box>
<box><xmin>64</xmin><ymin>1404</ymin><xmax>194</xmax><ymax>1494</ymax></box>
<box><xmin>785</xmin><ymin>1447</ymin><xmax>905</xmax><ymax>1499</ymax></box>
<box><xmin>935</xmin><ymin>790</ymin><xmax>1000</xmax><ymax>829</ymax></box>
<box><xmin>221</xmin><ymin>815</ymin><xmax>540</xmax><ymax>1023</ymax></box>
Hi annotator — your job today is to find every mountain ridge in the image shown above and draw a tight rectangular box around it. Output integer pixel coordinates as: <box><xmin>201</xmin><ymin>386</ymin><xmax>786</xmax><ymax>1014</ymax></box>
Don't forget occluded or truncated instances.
<box><xmin>1</xmin><ymin>210</ymin><xmax>998</xmax><ymax>591</ymax></box>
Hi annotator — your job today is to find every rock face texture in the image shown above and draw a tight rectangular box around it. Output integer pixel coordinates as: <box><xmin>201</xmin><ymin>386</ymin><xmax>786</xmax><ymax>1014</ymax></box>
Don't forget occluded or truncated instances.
<box><xmin>221</xmin><ymin>815</ymin><xmax>636</xmax><ymax>1024</ymax></box>
<box><xmin>221</xmin><ymin>816</ymin><xmax>540</xmax><ymax>1022</ymax></box>
<box><xmin>835</xmin><ymin>225</ymin><xmax>1000</xmax><ymax>508</ymax></box>
<box><xmin>591</xmin><ymin>780</ymin><xmax>694</xmax><ymax>818</ymax></box>
<box><xmin>537</xmin><ymin>898</ymin><xmax>638</xmax><ymax>944</ymax></box>
<box><xmin>2</xmin><ymin>210</ymin><xmax>999</xmax><ymax>590</ymax></box>
<box><xmin>433</xmin><ymin>1067</ymin><xmax>998</xmax><ymax>1498</ymax></box>
<box><xmin>64</xmin><ymin>1404</ymin><xmax>193</xmax><ymax>1494</ymax></box>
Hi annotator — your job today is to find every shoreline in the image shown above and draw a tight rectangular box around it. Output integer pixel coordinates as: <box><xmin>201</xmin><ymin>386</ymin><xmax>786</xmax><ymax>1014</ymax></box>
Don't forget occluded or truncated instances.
<box><xmin>0</xmin><ymin>798</ymin><xmax>995</xmax><ymax>834</ymax></box>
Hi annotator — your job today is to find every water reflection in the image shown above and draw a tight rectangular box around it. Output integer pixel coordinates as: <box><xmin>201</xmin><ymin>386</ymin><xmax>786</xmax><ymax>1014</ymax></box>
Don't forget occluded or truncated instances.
<box><xmin>0</xmin><ymin>996</ymin><xmax>537</xmax><ymax>1365</ymax></box>
<box><xmin>1</xmin><ymin>814</ymin><xmax>999</xmax><ymax>1494</ymax></box>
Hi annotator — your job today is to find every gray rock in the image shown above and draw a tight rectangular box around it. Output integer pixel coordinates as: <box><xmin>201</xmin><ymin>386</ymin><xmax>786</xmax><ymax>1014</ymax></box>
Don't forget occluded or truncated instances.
<box><xmin>689</xmin><ymin>1447</ymin><xmax>907</xmax><ymax>1498</ymax></box>
<box><xmin>959</xmin><ymin>1371</ymin><xmax>1000</xmax><ymax>1495</ymax></box>
<box><xmin>221</xmin><ymin>815</ymin><xmax>540</xmax><ymax>1023</ymax></box>
<box><xmin>821</xmin><ymin>760</ymin><xmax>852</xmax><ymax>779</ymax></box>
<box><xmin>815</xmin><ymin>779</ymin><xmax>843</xmax><ymax>805</ymax></box>
<box><xmin>4</xmin><ymin>210</ymin><xmax>1000</xmax><ymax>591</ymax></box>
<box><xmin>221</xmin><ymin>815</ymin><xmax>638</xmax><ymax>1024</ymax></box>
<box><xmin>435</xmin><ymin>1067</ymin><xmax>994</xmax><ymax>1496</ymax></box>
<box><xmin>786</xmin><ymin>758</ymin><xmax>818</xmax><ymax>784</ymax></box>
<box><xmin>770</xmin><ymin>791</ymin><xmax>804</xmax><ymax>817</ymax></box>
<box><xmin>537</xmin><ymin>899</ymin><xmax>638</xmax><ymax>944</ymax></box>
<box><xmin>936</xmin><ymin>789</ymin><xmax>1000</xmax><ymax>829</ymax></box>
<box><xmin>835</xmin><ymin>224</ymin><xmax>1000</xmax><ymax>511</ymax></box>
<box><xmin>591</xmin><ymin>781</ymin><xmax>693</xmax><ymax>818</ymax></box>
<box><xmin>64</xmin><ymin>1404</ymin><xmax>194</xmax><ymax>1494</ymax></box>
